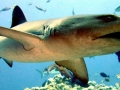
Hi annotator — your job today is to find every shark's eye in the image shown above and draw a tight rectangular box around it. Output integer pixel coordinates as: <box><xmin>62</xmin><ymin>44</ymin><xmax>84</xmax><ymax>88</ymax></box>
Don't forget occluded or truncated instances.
<box><xmin>104</xmin><ymin>16</ymin><xmax>116</xmax><ymax>22</ymax></box>
<box><xmin>97</xmin><ymin>15</ymin><xmax>117</xmax><ymax>22</ymax></box>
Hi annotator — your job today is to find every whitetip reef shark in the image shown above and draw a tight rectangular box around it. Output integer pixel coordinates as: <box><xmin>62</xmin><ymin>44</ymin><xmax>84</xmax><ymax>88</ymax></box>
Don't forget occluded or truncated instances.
<box><xmin>0</xmin><ymin>5</ymin><xmax>120</xmax><ymax>84</ymax></box>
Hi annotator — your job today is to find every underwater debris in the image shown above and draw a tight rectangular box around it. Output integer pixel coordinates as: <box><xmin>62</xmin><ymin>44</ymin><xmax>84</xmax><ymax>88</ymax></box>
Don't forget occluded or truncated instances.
<box><xmin>24</xmin><ymin>74</ymin><xmax>119</xmax><ymax>90</ymax></box>
<box><xmin>56</xmin><ymin>64</ymin><xmax>73</xmax><ymax>79</ymax></box>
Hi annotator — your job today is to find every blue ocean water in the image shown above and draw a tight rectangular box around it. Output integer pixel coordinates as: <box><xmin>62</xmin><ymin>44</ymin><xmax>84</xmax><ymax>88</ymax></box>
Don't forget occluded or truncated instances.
<box><xmin>0</xmin><ymin>0</ymin><xmax>120</xmax><ymax>90</ymax></box>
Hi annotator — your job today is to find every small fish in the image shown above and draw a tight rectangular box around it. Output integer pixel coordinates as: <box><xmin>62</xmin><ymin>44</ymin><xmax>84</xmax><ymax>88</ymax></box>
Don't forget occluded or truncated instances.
<box><xmin>56</xmin><ymin>65</ymin><xmax>73</xmax><ymax>78</ymax></box>
<box><xmin>104</xmin><ymin>78</ymin><xmax>110</xmax><ymax>82</ymax></box>
<box><xmin>115</xmin><ymin>51</ymin><xmax>120</xmax><ymax>62</ymax></box>
<box><xmin>72</xmin><ymin>7</ymin><xmax>75</xmax><ymax>15</ymax></box>
<box><xmin>0</xmin><ymin>7</ymin><xmax>11</xmax><ymax>13</ymax></box>
<box><xmin>100</xmin><ymin>72</ymin><xmax>110</xmax><ymax>83</ymax></box>
<box><xmin>36</xmin><ymin>63</ymin><xmax>73</xmax><ymax>79</ymax></box>
<box><xmin>115</xmin><ymin>6</ymin><xmax>120</xmax><ymax>12</ymax></box>
<box><xmin>28</xmin><ymin>2</ymin><xmax>32</xmax><ymax>6</ymax></box>
<box><xmin>35</xmin><ymin>6</ymin><xmax>46</xmax><ymax>12</ymax></box>
<box><xmin>100</xmin><ymin>72</ymin><xmax>109</xmax><ymax>78</ymax></box>
<box><xmin>36</xmin><ymin>63</ymin><xmax>59</xmax><ymax>77</ymax></box>
<box><xmin>114</xmin><ymin>6</ymin><xmax>120</xmax><ymax>14</ymax></box>
<box><xmin>101</xmin><ymin>78</ymin><xmax>110</xmax><ymax>83</ymax></box>
<box><xmin>36</xmin><ymin>69</ymin><xmax>60</xmax><ymax>78</ymax></box>
<box><xmin>46</xmin><ymin>63</ymin><xmax>57</xmax><ymax>72</ymax></box>
<box><xmin>46</xmin><ymin>0</ymin><xmax>50</xmax><ymax>3</ymax></box>
<box><xmin>40</xmin><ymin>63</ymin><xmax>57</xmax><ymax>74</ymax></box>
<box><xmin>42</xmin><ymin>80</ymin><xmax>47</xmax><ymax>87</ymax></box>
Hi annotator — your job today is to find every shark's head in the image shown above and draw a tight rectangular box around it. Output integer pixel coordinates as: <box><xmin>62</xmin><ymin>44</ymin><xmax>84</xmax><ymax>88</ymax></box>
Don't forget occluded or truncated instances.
<box><xmin>45</xmin><ymin>14</ymin><xmax>120</xmax><ymax>56</ymax></box>
<box><xmin>53</xmin><ymin>14</ymin><xmax>120</xmax><ymax>39</ymax></box>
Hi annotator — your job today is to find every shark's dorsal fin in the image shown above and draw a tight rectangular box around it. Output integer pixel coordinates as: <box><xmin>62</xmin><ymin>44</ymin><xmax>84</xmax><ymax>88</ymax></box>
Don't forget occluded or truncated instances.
<box><xmin>10</xmin><ymin>5</ymin><xmax>27</xmax><ymax>28</ymax></box>
<box><xmin>55</xmin><ymin>58</ymin><xmax>88</xmax><ymax>84</ymax></box>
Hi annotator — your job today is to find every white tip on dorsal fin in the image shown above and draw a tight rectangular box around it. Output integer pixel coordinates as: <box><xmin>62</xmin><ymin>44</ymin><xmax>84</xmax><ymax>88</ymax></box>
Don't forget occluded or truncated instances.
<box><xmin>10</xmin><ymin>5</ymin><xmax>27</xmax><ymax>28</ymax></box>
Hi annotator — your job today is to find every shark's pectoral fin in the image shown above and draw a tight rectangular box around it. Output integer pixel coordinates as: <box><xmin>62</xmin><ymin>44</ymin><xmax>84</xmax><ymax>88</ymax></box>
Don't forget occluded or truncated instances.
<box><xmin>55</xmin><ymin>58</ymin><xmax>88</xmax><ymax>84</ymax></box>
<box><xmin>11</xmin><ymin>5</ymin><xmax>27</xmax><ymax>28</ymax></box>
<box><xmin>0</xmin><ymin>27</ymin><xmax>41</xmax><ymax>51</ymax></box>
<box><xmin>4</xmin><ymin>59</ymin><xmax>13</xmax><ymax>67</ymax></box>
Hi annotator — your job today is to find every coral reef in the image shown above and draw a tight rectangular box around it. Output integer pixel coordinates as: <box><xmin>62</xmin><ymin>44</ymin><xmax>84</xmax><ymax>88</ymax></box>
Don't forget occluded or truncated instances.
<box><xmin>24</xmin><ymin>74</ymin><xmax>120</xmax><ymax>90</ymax></box>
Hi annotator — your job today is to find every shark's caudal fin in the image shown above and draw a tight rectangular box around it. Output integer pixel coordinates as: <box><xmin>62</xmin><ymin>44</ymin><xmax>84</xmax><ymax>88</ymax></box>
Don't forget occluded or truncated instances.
<box><xmin>55</xmin><ymin>58</ymin><xmax>88</xmax><ymax>84</ymax></box>
<box><xmin>10</xmin><ymin>5</ymin><xmax>27</xmax><ymax>28</ymax></box>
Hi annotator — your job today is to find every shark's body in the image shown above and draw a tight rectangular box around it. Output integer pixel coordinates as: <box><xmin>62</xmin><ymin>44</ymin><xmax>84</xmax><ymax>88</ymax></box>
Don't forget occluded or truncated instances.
<box><xmin>0</xmin><ymin>5</ymin><xmax>120</xmax><ymax>84</ymax></box>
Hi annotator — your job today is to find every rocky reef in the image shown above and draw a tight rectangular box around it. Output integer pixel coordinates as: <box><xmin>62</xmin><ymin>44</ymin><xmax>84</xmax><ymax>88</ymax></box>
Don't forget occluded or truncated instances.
<box><xmin>24</xmin><ymin>74</ymin><xmax>120</xmax><ymax>90</ymax></box>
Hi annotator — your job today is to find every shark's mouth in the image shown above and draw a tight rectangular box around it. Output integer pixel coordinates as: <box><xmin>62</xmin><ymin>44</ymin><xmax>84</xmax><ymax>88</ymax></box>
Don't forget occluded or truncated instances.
<box><xmin>96</xmin><ymin>32</ymin><xmax>120</xmax><ymax>40</ymax></box>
